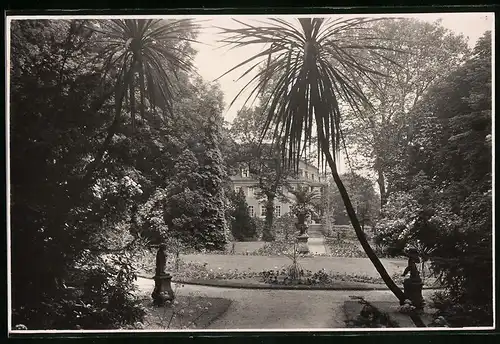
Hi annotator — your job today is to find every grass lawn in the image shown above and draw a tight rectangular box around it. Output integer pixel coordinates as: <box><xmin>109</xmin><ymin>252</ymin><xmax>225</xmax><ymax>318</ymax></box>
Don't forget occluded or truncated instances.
<box><xmin>226</xmin><ymin>241</ymin><xmax>266</xmax><ymax>254</ymax></box>
<box><xmin>140</xmin><ymin>296</ymin><xmax>231</xmax><ymax>330</ymax></box>
<box><xmin>138</xmin><ymin>252</ymin><xmax>408</xmax><ymax>279</ymax></box>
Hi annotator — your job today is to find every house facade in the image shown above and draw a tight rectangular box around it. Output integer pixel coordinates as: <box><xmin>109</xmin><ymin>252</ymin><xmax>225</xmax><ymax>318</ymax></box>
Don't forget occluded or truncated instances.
<box><xmin>230</xmin><ymin>160</ymin><xmax>325</xmax><ymax>223</ymax></box>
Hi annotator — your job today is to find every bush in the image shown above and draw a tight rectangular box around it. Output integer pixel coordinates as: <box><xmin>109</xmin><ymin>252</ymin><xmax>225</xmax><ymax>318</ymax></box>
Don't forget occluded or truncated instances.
<box><xmin>253</xmin><ymin>217</ymin><xmax>265</xmax><ymax>240</ymax></box>
<box><xmin>272</xmin><ymin>213</ymin><xmax>297</xmax><ymax>241</ymax></box>
<box><xmin>345</xmin><ymin>296</ymin><xmax>399</xmax><ymax>328</ymax></box>
<box><xmin>12</xmin><ymin>252</ymin><xmax>146</xmax><ymax>330</ymax></box>
<box><xmin>431</xmin><ymin>290</ymin><xmax>493</xmax><ymax>327</ymax></box>
<box><xmin>230</xmin><ymin>189</ymin><xmax>258</xmax><ymax>241</ymax></box>
<box><xmin>324</xmin><ymin>237</ymin><xmax>366</xmax><ymax>258</ymax></box>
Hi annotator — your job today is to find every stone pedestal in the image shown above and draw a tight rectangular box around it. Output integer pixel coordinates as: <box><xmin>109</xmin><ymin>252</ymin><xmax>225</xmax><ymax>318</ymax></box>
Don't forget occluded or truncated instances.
<box><xmin>296</xmin><ymin>233</ymin><xmax>309</xmax><ymax>254</ymax></box>
<box><xmin>403</xmin><ymin>278</ymin><xmax>425</xmax><ymax>310</ymax></box>
<box><xmin>151</xmin><ymin>273</ymin><xmax>175</xmax><ymax>306</ymax></box>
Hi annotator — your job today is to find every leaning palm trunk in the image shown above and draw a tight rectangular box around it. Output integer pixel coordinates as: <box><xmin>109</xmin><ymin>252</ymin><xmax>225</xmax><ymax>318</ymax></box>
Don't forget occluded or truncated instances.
<box><xmin>321</xmin><ymin>138</ymin><xmax>425</xmax><ymax>327</ymax></box>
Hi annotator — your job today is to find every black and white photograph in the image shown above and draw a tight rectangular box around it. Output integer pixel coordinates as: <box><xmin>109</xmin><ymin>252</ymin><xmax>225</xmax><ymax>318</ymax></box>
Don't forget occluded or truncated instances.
<box><xmin>6</xmin><ymin>11</ymin><xmax>494</xmax><ymax>333</ymax></box>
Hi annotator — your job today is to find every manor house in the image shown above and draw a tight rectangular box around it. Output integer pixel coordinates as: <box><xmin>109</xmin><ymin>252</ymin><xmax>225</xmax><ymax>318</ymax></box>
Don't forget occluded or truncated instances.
<box><xmin>230</xmin><ymin>160</ymin><xmax>325</xmax><ymax>223</ymax></box>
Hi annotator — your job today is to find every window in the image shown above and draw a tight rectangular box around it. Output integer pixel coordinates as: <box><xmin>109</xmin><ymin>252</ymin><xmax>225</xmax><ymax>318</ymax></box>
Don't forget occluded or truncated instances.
<box><xmin>248</xmin><ymin>187</ymin><xmax>254</xmax><ymax>196</ymax></box>
<box><xmin>248</xmin><ymin>205</ymin><xmax>254</xmax><ymax>217</ymax></box>
<box><xmin>241</xmin><ymin>168</ymin><xmax>249</xmax><ymax>178</ymax></box>
<box><xmin>235</xmin><ymin>186</ymin><xmax>242</xmax><ymax>193</ymax></box>
<box><xmin>310</xmin><ymin>186</ymin><xmax>314</xmax><ymax>192</ymax></box>
<box><xmin>299</xmin><ymin>169</ymin><xmax>304</xmax><ymax>178</ymax></box>
<box><xmin>261</xmin><ymin>205</ymin><xmax>266</xmax><ymax>217</ymax></box>
<box><xmin>305</xmin><ymin>171</ymin><xmax>309</xmax><ymax>179</ymax></box>
<box><xmin>275</xmin><ymin>205</ymin><xmax>281</xmax><ymax>217</ymax></box>
<box><xmin>312</xmin><ymin>174</ymin><xmax>315</xmax><ymax>181</ymax></box>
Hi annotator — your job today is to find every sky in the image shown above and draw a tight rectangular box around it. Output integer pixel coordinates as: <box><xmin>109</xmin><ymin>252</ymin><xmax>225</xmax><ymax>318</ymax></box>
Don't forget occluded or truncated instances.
<box><xmin>191</xmin><ymin>12</ymin><xmax>494</xmax><ymax>123</ymax></box>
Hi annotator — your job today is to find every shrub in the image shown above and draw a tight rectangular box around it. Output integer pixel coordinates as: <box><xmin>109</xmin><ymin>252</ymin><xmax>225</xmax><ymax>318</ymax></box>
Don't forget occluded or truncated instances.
<box><xmin>12</xmin><ymin>252</ymin><xmax>147</xmax><ymax>330</ymax></box>
<box><xmin>272</xmin><ymin>213</ymin><xmax>296</xmax><ymax>241</ymax></box>
<box><xmin>229</xmin><ymin>189</ymin><xmax>258</xmax><ymax>241</ymax></box>
<box><xmin>345</xmin><ymin>296</ymin><xmax>399</xmax><ymax>328</ymax></box>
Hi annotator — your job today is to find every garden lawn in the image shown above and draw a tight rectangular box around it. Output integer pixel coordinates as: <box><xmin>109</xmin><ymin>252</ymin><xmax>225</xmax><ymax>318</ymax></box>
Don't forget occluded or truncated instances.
<box><xmin>226</xmin><ymin>241</ymin><xmax>266</xmax><ymax>254</ymax></box>
<box><xmin>180</xmin><ymin>254</ymin><xmax>406</xmax><ymax>279</ymax></box>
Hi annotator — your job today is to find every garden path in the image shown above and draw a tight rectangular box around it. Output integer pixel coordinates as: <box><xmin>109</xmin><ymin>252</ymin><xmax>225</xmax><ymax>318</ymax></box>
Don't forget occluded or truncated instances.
<box><xmin>135</xmin><ymin>277</ymin><xmax>435</xmax><ymax>329</ymax></box>
<box><xmin>307</xmin><ymin>227</ymin><xmax>327</xmax><ymax>255</ymax></box>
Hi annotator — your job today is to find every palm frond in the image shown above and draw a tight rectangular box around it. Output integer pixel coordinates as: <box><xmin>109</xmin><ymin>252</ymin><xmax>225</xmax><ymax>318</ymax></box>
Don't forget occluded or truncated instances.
<box><xmin>218</xmin><ymin>17</ymin><xmax>402</xmax><ymax>172</ymax></box>
<box><xmin>88</xmin><ymin>18</ymin><xmax>198</xmax><ymax>127</ymax></box>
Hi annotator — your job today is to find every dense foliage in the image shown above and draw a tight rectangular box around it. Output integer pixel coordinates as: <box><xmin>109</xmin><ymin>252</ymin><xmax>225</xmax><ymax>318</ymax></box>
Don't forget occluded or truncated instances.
<box><xmin>10</xmin><ymin>19</ymin><xmax>228</xmax><ymax>329</ymax></box>
<box><xmin>342</xmin><ymin>18</ymin><xmax>470</xmax><ymax>206</ymax></box>
<box><xmin>229</xmin><ymin>189</ymin><xmax>258</xmax><ymax>241</ymax></box>
<box><xmin>322</xmin><ymin>173</ymin><xmax>379</xmax><ymax>227</ymax></box>
<box><xmin>374</xmin><ymin>32</ymin><xmax>492</xmax><ymax>326</ymax></box>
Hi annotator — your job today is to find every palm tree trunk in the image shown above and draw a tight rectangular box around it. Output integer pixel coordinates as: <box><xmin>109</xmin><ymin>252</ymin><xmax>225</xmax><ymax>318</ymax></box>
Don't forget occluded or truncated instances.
<box><xmin>320</xmin><ymin>137</ymin><xmax>425</xmax><ymax>327</ymax></box>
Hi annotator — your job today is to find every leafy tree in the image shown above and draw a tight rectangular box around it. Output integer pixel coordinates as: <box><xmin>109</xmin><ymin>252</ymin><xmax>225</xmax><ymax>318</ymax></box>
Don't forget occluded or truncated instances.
<box><xmin>342</xmin><ymin>18</ymin><xmax>470</xmax><ymax>206</ymax></box>
<box><xmin>197</xmin><ymin>113</ymin><xmax>230</xmax><ymax>250</ymax></box>
<box><xmin>10</xmin><ymin>20</ymin><xmax>151</xmax><ymax>329</ymax></box>
<box><xmin>9</xmin><ymin>19</ymin><xmax>223</xmax><ymax>330</ymax></box>
<box><xmin>230</xmin><ymin>189</ymin><xmax>258</xmax><ymax>241</ymax></box>
<box><xmin>375</xmin><ymin>31</ymin><xmax>492</xmax><ymax>326</ymax></box>
<box><xmin>46</xmin><ymin>19</ymin><xmax>199</xmax><ymax>232</ymax></box>
<box><xmin>219</xmin><ymin>17</ymin><xmax>427</xmax><ymax>326</ymax></box>
<box><xmin>324</xmin><ymin>173</ymin><xmax>379</xmax><ymax>228</ymax></box>
<box><xmin>138</xmin><ymin>80</ymin><xmax>229</xmax><ymax>251</ymax></box>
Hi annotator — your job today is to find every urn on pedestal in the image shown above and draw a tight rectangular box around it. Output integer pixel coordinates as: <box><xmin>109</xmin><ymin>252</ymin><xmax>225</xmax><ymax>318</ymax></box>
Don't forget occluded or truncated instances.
<box><xmin>151</xmin><ymin>244</ymin><xmax>175</xmax><ymax>306</ymax></box>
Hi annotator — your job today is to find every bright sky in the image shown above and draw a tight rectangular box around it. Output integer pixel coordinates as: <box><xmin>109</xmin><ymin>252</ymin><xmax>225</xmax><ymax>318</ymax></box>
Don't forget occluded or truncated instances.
<box><xmin>191</xmin><ymin>12</ymin><xmax>494</xmax><ymax>123</ymax></box>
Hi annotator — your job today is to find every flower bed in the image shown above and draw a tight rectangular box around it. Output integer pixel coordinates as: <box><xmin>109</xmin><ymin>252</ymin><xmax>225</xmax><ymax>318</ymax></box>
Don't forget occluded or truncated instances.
<box><xmin>324</xmin><ymin>237</ymin><xmax>367</xmax><ymax>258</ymax></box>
<box><xmin>137</xmin><ymin>250</ymin><xmax>438</xmax><ymax>289</ymax></box>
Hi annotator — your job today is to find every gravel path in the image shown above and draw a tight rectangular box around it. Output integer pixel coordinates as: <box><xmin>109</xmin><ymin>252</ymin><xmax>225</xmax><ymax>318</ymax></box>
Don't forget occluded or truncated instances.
<box><xmin>136</xmin><ymin>277</ymin><xmax>435</xmax><ymax>329</ymax></box>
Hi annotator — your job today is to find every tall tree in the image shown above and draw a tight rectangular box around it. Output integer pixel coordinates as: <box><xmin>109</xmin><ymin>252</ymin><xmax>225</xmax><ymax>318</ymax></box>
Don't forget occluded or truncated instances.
<box><xmin>325</xmin><ymin>173</ymin><xmax>379</xmax><ymax>228</ymax></box>
<box><xmin>49</xmin><ymin>19</ymin><xmax>199</xmax><ymax>244</ymax></box>
<box><xmin>341</xmin><ymin>18</ymin><xmax>470</xmax><ymax>206</ymax></box>
<box><xmin>230</xmin><ymin>189</ymin><xmax>258</xmax><ymax>241</ymax></box>
<box><xmin>219</xmin><ymin>17</ymin><xmax>426</xmax><ymax>326</ymax></box>
<box><xmin>375</xmin><ymin>31</ymin><xmax>492</xmax><ymax>326</ymax></box>
<box><xmin>9</xmin><ymin>19</ymin><xmax>210</xmax><ymax>329</ymax></box>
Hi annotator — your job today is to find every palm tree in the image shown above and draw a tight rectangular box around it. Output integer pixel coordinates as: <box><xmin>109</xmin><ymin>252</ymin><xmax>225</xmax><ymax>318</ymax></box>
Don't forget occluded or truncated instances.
<box><xmin>62</xmin><ymin>19</ymin><xmax>197</xmax><ymax>205</ymax></box>
<box><xmin>218</xmin><ymin>17</ymin><xmax>425</xmax><ymax>327</ymax></box>
<box><xmin>79</xmin><ymin>19</ymin><xmax>198</xmax><ymax>187</ymax></box>
<box><xmin>51</xmin><ymin>19</ymin><xmax>199</xmax><ymax>248</ymax></box>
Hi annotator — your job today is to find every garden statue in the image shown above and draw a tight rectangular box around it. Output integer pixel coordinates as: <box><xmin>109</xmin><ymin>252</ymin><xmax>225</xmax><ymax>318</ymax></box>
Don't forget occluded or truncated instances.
<box><xmin>155</xmin><ymin>243</ymin><xmax>167</xmax><ymax>276</ymax></box>
<box><xmin>401</xmin><ymin>248</ymin><xmax>424</xmax><ymax>310</ymax></box>
<box><xmin>295</xmin><ymin>212</ymin><xmax>310</xmax><ymax>254</ymax></box>
<box><xmin>151</xmin><ymin>243</ymin><xmax>175</xmax><ymax>306</ymax></box>
<box><xmin>289</xmin><ymin>187</ymin><xmax>319</xmax><ymax>254</ymax></box>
